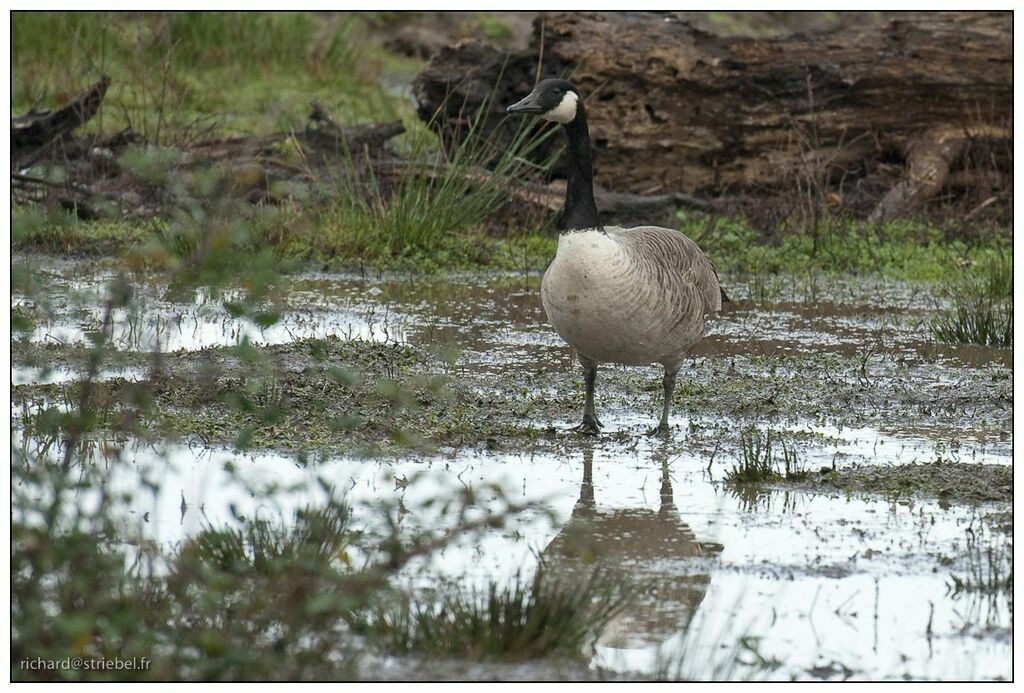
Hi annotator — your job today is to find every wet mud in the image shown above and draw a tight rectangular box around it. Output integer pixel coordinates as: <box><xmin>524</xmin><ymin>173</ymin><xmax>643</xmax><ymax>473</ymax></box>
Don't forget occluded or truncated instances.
<box><xmin>786</xmin><ymin>460</ymin><xmax>1012</xmax><ymax>504</ymax></box>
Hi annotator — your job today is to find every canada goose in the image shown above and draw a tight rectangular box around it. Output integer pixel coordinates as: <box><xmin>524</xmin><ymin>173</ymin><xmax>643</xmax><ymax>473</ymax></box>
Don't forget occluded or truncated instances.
<box><xmin>507</xmin><ymin>79</ymin><xmax>727</xmax><ymax>435</ymax></box>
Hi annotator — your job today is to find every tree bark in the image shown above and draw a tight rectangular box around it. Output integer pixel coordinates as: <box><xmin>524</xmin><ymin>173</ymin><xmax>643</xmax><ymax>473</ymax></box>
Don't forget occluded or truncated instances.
<box><xmin>413</xmin><ymin>11</ymin><xmax>1011</xmax><ymax>215</ymax></box>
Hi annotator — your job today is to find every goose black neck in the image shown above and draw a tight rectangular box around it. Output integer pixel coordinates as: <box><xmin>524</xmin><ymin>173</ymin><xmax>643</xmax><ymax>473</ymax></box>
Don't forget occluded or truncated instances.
<box><xmin>559</xmin><ymin>104</ymin><xmax>602</xmax><ymax>232</ymax></box>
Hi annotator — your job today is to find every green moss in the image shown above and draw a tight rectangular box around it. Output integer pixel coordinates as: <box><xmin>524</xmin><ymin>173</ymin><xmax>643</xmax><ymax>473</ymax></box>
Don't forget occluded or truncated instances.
<box><xmin>479</xmin><ymin>15</ymin><xmax>513</xmax><ymax>41</ymax></box>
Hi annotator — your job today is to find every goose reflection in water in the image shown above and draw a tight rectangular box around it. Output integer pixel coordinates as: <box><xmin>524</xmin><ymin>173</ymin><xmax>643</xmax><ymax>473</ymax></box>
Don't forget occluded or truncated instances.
<box><xmin>541</xmin><ymin>441</ymin><xmax>723</xmax><ymax>652</ymax></box>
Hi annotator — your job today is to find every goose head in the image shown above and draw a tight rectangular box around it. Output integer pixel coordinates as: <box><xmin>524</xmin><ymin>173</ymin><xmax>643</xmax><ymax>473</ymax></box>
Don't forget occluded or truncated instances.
<box><xmin>507</xmin><ymin>79</ymin><xmax>581</xmax><ymax>125</ymax></box>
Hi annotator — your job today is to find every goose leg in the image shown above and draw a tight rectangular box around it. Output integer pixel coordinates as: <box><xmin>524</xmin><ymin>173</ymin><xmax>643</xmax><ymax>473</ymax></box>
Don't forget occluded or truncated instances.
<box><xmin>574</xmin><ymin>359</ymin><xmax>603</xmax><ymax>434</ymax></box>
<box><xmin>646</xmin><ymin>368</ymin><xmax>677</xmax><ymax>437</ymax></box>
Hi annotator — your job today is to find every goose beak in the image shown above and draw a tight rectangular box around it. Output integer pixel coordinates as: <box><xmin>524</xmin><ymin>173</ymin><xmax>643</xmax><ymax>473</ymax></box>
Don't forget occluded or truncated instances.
<box><xmin>506</xmin><ymin>91</ymin><xmax>544</xmax><ymax>115</ymax></box>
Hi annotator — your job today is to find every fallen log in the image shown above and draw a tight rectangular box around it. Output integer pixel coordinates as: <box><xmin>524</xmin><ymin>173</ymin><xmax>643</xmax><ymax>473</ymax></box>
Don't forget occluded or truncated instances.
<box><xmin>869</xmin><ymin>125</ymin><xmax>1009</xmax><ymax>222</ymax></box>
<box><xmin>189</xmin><ymin>103</ymin><xmax>404</xmax><ymax>167</ymax></box>
<box><xmin>12</xmin><ymin>76</ymin><xmax>111</xmax><ymax>170</ymax></box>
<box><xmin>414</xmin><ymin>12</ymin><xmax>1012</xmax><ymax>218</ymax></box>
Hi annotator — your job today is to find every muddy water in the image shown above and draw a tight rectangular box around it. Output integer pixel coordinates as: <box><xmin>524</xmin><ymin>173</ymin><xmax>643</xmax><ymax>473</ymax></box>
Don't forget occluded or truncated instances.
<box><xmin>13</xmin><ymin>256</ymin><xmax>1010</xmax><ymax>369</ymax></box>
<box><xmin>10</xmin><ymin>255</ymin><xmax>1013</xmax><ymax>680</ymax></box>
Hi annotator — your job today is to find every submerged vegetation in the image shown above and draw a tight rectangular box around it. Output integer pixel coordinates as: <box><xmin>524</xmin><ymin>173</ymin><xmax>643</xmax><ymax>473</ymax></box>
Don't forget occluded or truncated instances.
<box><xmin>721</xmin><ymin>431</ymin><xmax>1013</xmax><ymax>504</ymax></box>
<box><xmin>948</xmin><ymin>524</ymin><xmax>1013</xmax><ymax>597</ymax></box>
<box><xmin>946</xmin><ymin>523</ymin><xmax>1013</xmax><ymax>635</ymax></box>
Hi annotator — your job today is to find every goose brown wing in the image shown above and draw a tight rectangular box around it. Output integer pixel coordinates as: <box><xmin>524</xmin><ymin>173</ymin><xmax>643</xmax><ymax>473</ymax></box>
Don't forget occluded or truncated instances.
<box><xmin>610</xmin><ymin>226</ymin><xmax>724</xmax><ymax>315</ymax></box>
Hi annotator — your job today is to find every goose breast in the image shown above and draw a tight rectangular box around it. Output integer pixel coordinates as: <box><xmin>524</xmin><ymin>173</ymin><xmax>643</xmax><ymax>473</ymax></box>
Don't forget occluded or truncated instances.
<box><xmin>541</xmin><ymin>226</ymin><xmax>721</xmax><ymax>367</ymax></box>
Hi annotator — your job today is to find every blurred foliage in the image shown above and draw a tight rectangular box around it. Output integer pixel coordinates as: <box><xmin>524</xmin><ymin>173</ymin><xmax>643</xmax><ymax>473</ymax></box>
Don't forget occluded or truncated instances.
<box><xmin>12</xmin><ymin>11</ymin><xmax>414</xmax><ymax>140</ymax></box>
<box><xmin>11</xmin><ymin>10</ymin><xmax>559</xmax><ymax>271</ymax></box>
<box><xmin>12</xmin><ymin>434</ymin><xmax>553</xmax><ymax>680</ymax></box>
<box><xmin>8</xmin><ymin>122</ymin><xmax>594</xmax><ymax>679</ymax></box>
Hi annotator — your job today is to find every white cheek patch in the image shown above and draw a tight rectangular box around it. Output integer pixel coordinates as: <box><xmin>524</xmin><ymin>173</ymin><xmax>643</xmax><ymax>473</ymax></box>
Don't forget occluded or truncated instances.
<box><xmin>542</xmin><ymin>91</ymin><xmax>579</xmax><ymax>124</ymax></box>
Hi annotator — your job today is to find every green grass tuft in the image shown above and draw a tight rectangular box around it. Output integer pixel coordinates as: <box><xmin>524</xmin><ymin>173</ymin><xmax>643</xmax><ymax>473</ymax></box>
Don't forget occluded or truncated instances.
<box><xmin>363</xmin><ymin>567</ymin><xmax>630</xmax><ymax>661</ymax></box>
<box><xmin>930</xmin><ymin>252</ymin><xmax>1012</xmax><ymax>348</ymax></box>
<box><xmin>181</xmin><ymin>501</ymin><xmax>352</xmax><ymax>576</ymax></box>
<box><xmin>931</xmin><ymin>297</ymin><xmax>1012</xmax><ymax>348</ymax></box>
<box><xmin>725</xmin><ymin>429</ymin><xmax>808</xmax><ymax>484</ymax></box>
<box><xmin>948</xmin><ymin>531</ymin><xmax>1013</xmax><ymax>597</ymax></box>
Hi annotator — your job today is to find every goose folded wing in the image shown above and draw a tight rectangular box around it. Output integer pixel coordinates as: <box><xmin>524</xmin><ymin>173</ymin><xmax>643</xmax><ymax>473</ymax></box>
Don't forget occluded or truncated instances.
<box><xmin>613</xmin><ymin>226</ymin><xmax>724</xmax><ymax>315</ymax></box>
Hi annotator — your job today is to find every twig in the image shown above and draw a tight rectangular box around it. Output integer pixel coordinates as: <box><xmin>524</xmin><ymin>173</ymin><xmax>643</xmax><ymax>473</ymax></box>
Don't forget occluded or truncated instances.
<box><xmin>963</xmin><ymin>194</ymin><xmax>1000</xmax><ymax>221</ymax></box>
<box><xmin>535</xmin><ymin>16</ymin><xmax>546</xmax><ymax>85</ymax></box>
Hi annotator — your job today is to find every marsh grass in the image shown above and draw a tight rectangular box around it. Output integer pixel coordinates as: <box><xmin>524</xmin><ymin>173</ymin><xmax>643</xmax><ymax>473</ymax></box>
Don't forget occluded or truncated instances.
<box><xmin>315</xmin><ymin>78</ymin><xmax>560</xmax><ymax>265</ymax></box>
<box><xmin>948</xmin><ymin>525</ymin><xmax>1013</xmax><ymax>597</ymax></box>
<box><xmin>725</xmin><ymin>429</ymin><xmax>809</xmax><ymax>485</ymax></box>
<box><xmin>930</xmin><ymin>252</ymin><xmax>1012</xmax><ymax>348</ymax></box>
<box><xmin>683</xmin><ymin>212</ymin><xmax>1010</xmax><ymax>283</ymax></box>
<box><xmin>12</xmin><ymin>11</ymin><xmax>561</xmax><ymax>271</ymax></box>
<box><xmin>364</xmin><ymin>567</ymin><xmax>631</xmax><ymax>661</ymax></box>
<box><xmin>930</xmin><ymin>297</ymin><xmax>1012</xmax><ymax>348</ymax></box>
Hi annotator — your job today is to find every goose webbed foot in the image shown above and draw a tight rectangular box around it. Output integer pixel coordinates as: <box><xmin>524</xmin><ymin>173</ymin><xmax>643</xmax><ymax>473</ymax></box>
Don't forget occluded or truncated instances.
<box><xmin>574</xmin><ymin>414</ymin><xmax>603</xmax><ymax>435</ymax></box>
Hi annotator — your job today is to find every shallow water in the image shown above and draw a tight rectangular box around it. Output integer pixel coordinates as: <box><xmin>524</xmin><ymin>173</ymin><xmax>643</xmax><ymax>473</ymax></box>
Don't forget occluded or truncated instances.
<box><xmin>11</xmin><ymin>254</ymin><xmax>1013</xmax><ymax>680</ymax></box>
<box><xmin>13</xmin><ymin>434</ymin><xmax>1011</xmax><ymax>680</ymax></box>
